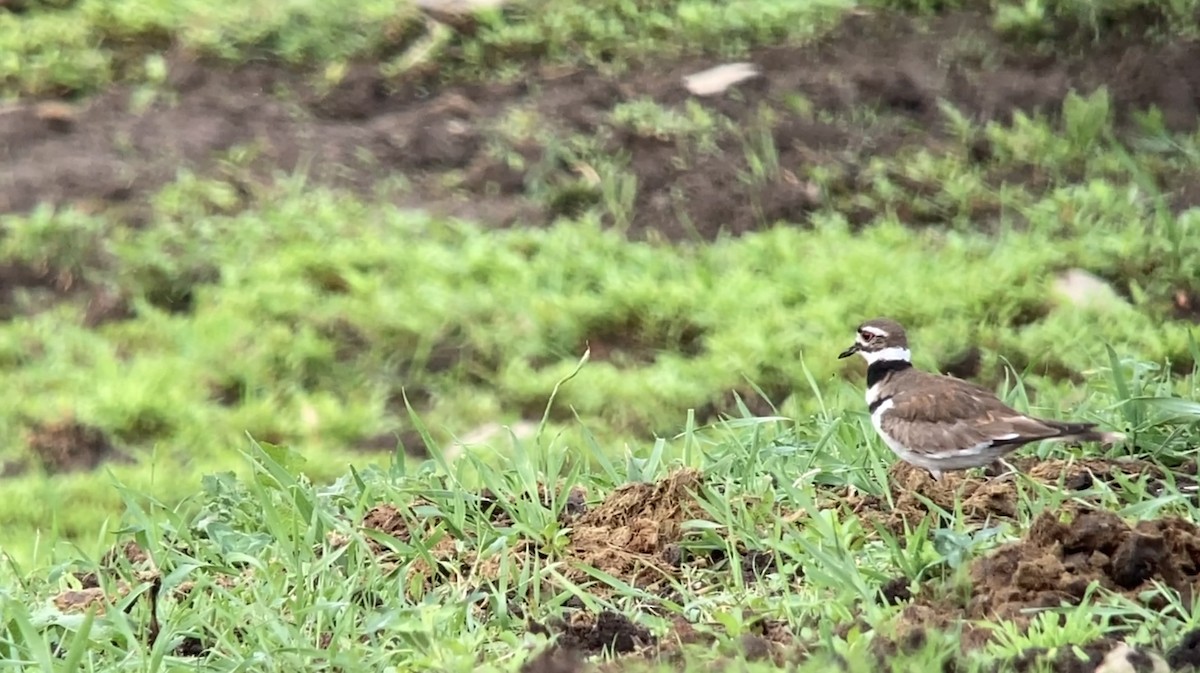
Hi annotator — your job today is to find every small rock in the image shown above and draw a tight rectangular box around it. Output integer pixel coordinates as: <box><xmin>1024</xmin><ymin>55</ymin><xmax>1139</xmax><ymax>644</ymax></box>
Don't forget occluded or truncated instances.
<box><xmin>683</xmin><ymin>63</ymin><xmax>762</xmax><ymax>97</ymax></box>
<box><xmin>1050</xmin><ymin>269</ymin><xmax>1127</xmax><ymax>311</ymax></box>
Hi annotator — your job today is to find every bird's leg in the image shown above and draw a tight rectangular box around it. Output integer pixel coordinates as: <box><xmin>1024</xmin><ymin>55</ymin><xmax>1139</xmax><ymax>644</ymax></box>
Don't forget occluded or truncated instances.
<box><xmin>928</xmin><ymin>468</ymin><xmax>943</xmax><ymax>481</ymax></box>
<box><xmin>987</xmin><ymin>458</ymin><xmax>1021</xmax><ymax>482</ymax></box>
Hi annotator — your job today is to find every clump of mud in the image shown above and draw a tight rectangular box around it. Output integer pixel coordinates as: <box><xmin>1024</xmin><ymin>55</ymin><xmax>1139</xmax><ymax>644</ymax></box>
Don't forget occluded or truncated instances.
<box><xmin>530</xmin><ymin>610</ymin><xmax>655</xmax><ymax>656</ymax></box>
<box><xmin>22</xmin><ymin>418</ymin><xmax>131</xmax><ymax>475</ymax></box>
<box><xmin>353</xmin><ymin>469</ymin><xmax>708</xmax><ymax>595</ymax></box>
<box><xmin>565</xmin><ymin>468</ymin><xmax>706</xmax><ymax>590</ymax></box>
<box><xmin>971</xmin><ymin>509</ymin><xmax>1200</xmax><ymax>620</ymax></box>
<box><xmin>889</xmin><ymin>507</ymin><xmax>1200</xmax><ymax>654</ymax></box>
<box><xmin>843</xmin><ymin>457</ymin><xmax>1197</xmax><ymax>533</ymax></box>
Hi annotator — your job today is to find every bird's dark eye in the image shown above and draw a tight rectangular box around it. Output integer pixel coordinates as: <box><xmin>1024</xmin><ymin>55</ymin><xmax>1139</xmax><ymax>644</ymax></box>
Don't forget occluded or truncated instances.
<box><xmin>860</xmin><ymin>331</ymin><xmax>875</xmax><ymax>342</ymax></box>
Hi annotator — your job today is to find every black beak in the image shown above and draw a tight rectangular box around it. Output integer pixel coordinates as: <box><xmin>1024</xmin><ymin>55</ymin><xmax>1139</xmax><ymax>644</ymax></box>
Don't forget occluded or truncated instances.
<box><xmin>838</xmin><ymin>344</ymin><xmax>859</xmax><ymax>359</ymax></box>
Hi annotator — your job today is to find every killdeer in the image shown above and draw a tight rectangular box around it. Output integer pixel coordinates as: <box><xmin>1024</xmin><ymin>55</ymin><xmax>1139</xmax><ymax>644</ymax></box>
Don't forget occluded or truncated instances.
<box><xmin>838</xmin><ymin>318</ymin><xmax>1125</xmax><ymax>480</ymax></box>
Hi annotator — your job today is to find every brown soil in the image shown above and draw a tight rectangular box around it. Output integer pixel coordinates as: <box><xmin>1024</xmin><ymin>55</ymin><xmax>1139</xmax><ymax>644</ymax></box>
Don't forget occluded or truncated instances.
<box><xmin>4</xmin><ymin>11</ymin><xmax>1200</xmax><ymax>238</ymax></box>
<box><xmin>974</xmin><ymin>510</ymin><xmax>1200</xmax><ymax>618</ymax></box>
<box><xmin>0</xmin><ymin>261</ymin><xmax>85</xmax><ymax>321</ymax></box>
<box><xmin>531</xmin><ymin>611</ymin><xmax>655</xmax><ymax>656</ymax></box>
<box><xmin>352</xmin><ymin>469</ymin><xmax>705</xmax><ymax>595</ymax></box>
<box><xmin>20</xmin><ymin>418</ymin><xmax>131</xmax><ymax>475</ymax></box>
<box><xmin>886</xmin><ymin>508</ymin><xmax>1200</xmax><ymax>664</ymax></box>
<box><xmin>841</xmin><ymin>457</ymin><xmax>1199</xmax><ymax>534</ymax></box>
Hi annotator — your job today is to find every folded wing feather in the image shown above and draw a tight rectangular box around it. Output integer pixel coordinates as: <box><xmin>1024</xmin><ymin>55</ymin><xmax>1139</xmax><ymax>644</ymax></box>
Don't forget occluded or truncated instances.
<box><xmin>881</xmin><ymin>376</ymin><xmax>1066</xmax><ymax>455</ymax></box>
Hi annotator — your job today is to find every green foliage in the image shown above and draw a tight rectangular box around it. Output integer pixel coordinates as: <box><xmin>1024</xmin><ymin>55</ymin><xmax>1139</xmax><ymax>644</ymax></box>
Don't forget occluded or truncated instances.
<box><xmin>610</xmin><ymin>98</ymin><xmax>728</xmax><ymax>145</ymax></box>
<box><xmin>1</xmin><ymin>0</ymin><xmax>1200</xmax><ymax>669</ymax></box>
<box><xmin>993</xmin><ymin>0</ymin><xmax>1200</xmax><ymax>41</ymax></box>
<box><xmin>1</xmin><ymin>136</ymin><xmax>1198</xmax><ymax>562</ymax></box>
<box><xmin>0</xmin><ymin>0</ymin><xmax>854</xmax><ymax>98</ymax></box>
<box><xmin>6</xmin><ymin>0</ymin><xmax>1200</xmax><ymax>98</ymax></box>
<box><xmin>1</xmin><ymin>406</ymin><xmax>1196</xmax><ymax>671</ymax></box>
<box><xmin>1</xmin><ymin>0</ymin><xmax>420</xmax><ymax>97</ymax></box>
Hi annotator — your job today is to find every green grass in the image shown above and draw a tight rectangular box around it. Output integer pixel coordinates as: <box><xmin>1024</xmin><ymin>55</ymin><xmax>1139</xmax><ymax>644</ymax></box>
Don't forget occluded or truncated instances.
<box><xmin>872</xmin><ymin>0</ymin><xmax>1200</xmax><ymax>41</ymax></box>
<box><xmin>1</xmin><ymin>0</ymin><xmax>852</xmax><ymax>98</ymax></box>
<box><xmin>5</xmin><ymin>0</ymin><xmax>1200</xmax><ymax>669</ymax></box>
<box><xmin>3</xmin><ymin>84</ymin><xmax>1200</xmax><ymax>565</ymax></box>
<box><xmin>7</xmin><ymin>0</ymin><xmax>1200</xmax><ymax>98</ymax></box>
<box><xmin>1</xmin><ymin>372</ymin><xmax>1198</xmax><ymax>671</ymax></box>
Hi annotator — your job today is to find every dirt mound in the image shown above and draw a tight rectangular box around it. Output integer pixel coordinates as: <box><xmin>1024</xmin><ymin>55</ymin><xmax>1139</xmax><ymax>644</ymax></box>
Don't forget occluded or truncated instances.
<box><xmin>531</xmin><ymin>611</ymin><xmax>655</xmax><ymax>656</ymax></box>
<box><xmin>565</xmin><ymin>469</ymin><xmax>705</xmax><ymax>589</ymax></box>
<box><xmin>843</xmin><ymin>457</ymin><xmax>1197</xmax><ymax>533</ymax></box>
<box><xmin>973</xmin><ymin>509</ymin><xmax>1200</xmax><ymax>619</ymax></box>
<box><xmin>889</xmin><ymin>508</ymin><xmax>1200</xmax><ymax>652</ymax></box>
<box><xmin>21</xmin><ymin>418</ymin><xmax>131</xmax><ymax>475</ymax></box>
<box><xmin>354</xmin><ymin>468</ymin><xmax>707</xmax><ymax>595</ymax></box>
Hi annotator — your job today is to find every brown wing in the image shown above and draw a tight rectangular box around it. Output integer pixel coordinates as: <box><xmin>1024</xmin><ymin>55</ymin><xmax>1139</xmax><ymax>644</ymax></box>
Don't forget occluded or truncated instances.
<box><xmin>882</xmin><ymin>372</ymin><xmax>1065</xmax><ymax>454</ymax></box>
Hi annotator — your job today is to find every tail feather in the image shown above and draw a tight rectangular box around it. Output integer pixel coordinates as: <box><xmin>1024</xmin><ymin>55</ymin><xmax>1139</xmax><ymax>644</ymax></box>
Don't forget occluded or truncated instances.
<box><xmin>1044</xmin><ymin>420</ymin><xmax>1126</xmax><ymax>445</ymax></box>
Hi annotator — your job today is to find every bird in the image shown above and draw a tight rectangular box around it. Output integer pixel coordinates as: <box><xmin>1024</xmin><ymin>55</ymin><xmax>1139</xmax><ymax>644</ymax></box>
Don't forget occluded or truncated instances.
<box><xmin>838</xmin><ymin>317</ymin><xmax>1125</xmax><ymax>480</ymax></box>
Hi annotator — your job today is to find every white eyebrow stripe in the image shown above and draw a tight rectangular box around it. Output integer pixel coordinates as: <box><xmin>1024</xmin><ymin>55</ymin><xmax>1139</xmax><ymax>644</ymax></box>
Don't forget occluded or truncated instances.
<box><xmin>859</xmin><ymin>325</ymin><xmax>889</xmax><ymax>337</ymax></box>
<box><xmin>860</xmin><ymin>347</ymin><xmax>911</xmax><ymax>364</ymax></box>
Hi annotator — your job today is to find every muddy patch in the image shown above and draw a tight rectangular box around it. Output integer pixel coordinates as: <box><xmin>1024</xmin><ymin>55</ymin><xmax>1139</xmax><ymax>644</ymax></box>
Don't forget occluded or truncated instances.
<box><xmin>525</xmin><ymin>611</ymin><xmax>800</xmax><ymax>670</ymax></box>
<box><xmin>969</xmin><ymin>509</ymin><xmax>1200</xmax><ymax>620</ymax></box>
<box><xmin>533</xmin><ymin>611</ymin><xmax>655</xmax><ymax>656</ymax></box>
